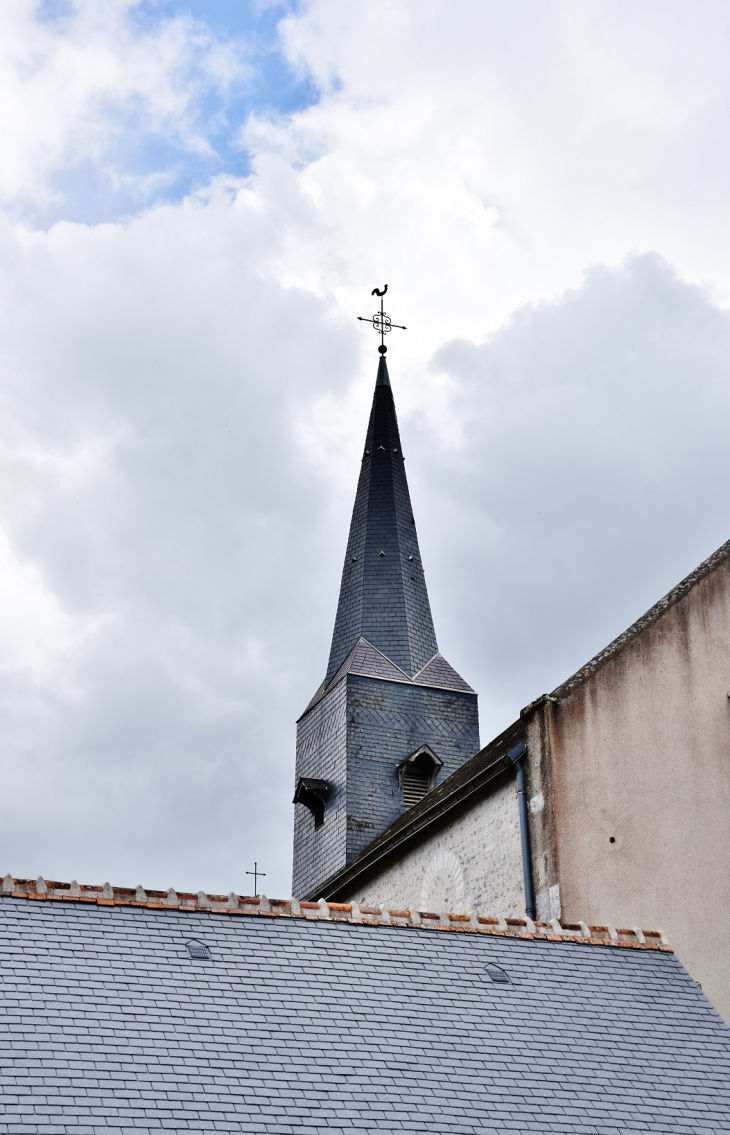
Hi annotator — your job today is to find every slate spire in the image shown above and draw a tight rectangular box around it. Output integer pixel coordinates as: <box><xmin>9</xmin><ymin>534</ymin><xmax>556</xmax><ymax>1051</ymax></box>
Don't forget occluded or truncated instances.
<box><xmin>325</xmin><ymin>357</ymin><xmax>438</xmax><ymax>685</ymax></box>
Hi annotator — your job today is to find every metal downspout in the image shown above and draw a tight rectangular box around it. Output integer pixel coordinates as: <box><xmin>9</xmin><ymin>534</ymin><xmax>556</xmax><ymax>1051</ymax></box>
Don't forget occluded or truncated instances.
<box><xmin>508</xmin><ymin>741</ymin><xmax>536</xmax><ymax>920</ymax></box>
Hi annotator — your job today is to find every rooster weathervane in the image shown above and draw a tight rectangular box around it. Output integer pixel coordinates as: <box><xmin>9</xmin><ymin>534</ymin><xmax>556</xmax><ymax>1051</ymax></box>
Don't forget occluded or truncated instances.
<box><xmin>357</xmin><ymin>285</ymin><xmax>407</xmax><ymax>354</ymax></box>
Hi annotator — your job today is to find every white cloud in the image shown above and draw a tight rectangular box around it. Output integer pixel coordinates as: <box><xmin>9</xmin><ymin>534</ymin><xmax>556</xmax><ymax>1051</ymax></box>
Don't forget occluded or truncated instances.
<box><xmin>1</xmin><ymin>2</ymin><xmax>730</xmax><ymax>898</ymax></box>
<box><xmin>0</xmin><ymin>527</ymin><xmax>102</xmax><ymax>685</ymax></box>
<box><xmin>260</xmin><ymin>0</ymin><xmax>730</xmax><ymax>344</ymax></box>
<box><xmin>0</xmin><ymin>174</ymin><xmax>360</xmax><ymax>893</ymax></box>
<box><xmin>415</xmin><ymin>254</ymin><xmax>730</xmax><ymax>734</ymax></box>
<box><xmin>0</xmin><ymin>0</ymin><xmax>247</xmax><ymax>210</ymax></box>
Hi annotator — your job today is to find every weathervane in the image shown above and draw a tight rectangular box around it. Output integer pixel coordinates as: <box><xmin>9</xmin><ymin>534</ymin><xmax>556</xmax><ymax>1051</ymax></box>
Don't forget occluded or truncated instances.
<box><xmin>357</xmin><ymin>285</ymin><xmax>407</xmax><ymax>354</ymax></box>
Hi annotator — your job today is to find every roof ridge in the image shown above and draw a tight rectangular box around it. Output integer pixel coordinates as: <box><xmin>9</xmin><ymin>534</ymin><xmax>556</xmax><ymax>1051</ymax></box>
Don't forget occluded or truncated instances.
<box><xmin>413</xmin><ymin>651</ymin><xmax>475</xmax><ymax>694</ymax></box>
<box><xmin>356</xmin><ymin>635</ymin><xmax>413</xmax><ymax>678</ymax></box>
<box><xmin>411</xmin><ymin>650</ymin><xmax>442</xmax><ymax>679</ymax></box>
<box><xmin>550</xmin><ymin>534</ymin><xmax>730</xmax><ymax>701</ymax></box>
<box><xmin>0</xmin><ymin>875</ymin><xmax>670</xmax><ymax>950</ymax></box>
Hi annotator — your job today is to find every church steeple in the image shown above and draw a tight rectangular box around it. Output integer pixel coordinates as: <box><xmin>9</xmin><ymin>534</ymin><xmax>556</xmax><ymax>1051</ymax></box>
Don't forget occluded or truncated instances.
<box><xmin>326</xmin><ymin>356</ymin><xmax>437</xmax><ymax>685</ymax></box>
<box><xmin>292</xmin><ymin>295</ymin><xmax>480</xmax><ymax>900</ymax></box>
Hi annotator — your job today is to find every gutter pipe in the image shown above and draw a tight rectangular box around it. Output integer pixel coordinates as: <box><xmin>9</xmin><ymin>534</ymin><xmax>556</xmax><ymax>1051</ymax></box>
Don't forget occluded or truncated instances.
<box><xmin>508</xmin><ymin>741</ymin><xmax>536</xmax><ymax>920</ymax></box>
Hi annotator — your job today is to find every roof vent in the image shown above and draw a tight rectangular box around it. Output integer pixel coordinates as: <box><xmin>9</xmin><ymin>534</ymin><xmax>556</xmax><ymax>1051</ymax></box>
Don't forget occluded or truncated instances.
<box><xmin>485</xmin><ymin>963</ymin><xmax>509</xmax><ymax>983</ymax></box>
<box><xmin>188</xmin><ymin>941</ymin><xmax>211</xmax><ymax>961</ymax></box>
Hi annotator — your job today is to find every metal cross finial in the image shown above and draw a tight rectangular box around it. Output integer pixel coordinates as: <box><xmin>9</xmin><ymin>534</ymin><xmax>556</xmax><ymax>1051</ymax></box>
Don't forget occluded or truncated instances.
<box><xmin>245</xmin><ymin>862</ymin><xmax>266</xmax><ymax>894</ymax></box>
<box><xmin>357</xmin><ymin>285</ymin><xmax>407</xmax><ymax>354</ymax></box>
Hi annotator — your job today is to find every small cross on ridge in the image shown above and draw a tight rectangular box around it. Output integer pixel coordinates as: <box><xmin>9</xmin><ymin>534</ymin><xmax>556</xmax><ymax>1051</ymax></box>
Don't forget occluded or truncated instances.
<box><xmin>245</xmin><ymin>861</ymin><xmax>266</xmax><ymax>894</ymax></box>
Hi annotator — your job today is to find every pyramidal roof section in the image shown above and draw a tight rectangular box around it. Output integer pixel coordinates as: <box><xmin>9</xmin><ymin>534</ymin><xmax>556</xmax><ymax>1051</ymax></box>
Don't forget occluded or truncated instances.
<box><xmin>300</xmin><ymin>638</ymin><xmax>476</xmax><ymax>719</ymax></box>
<box><xmin>414</xmin><ymin>653</ymin><xmax>475</xmax><ymax>694</ymax></box>
<box><xmin>325</xmin><ymin>356</ymin><xmax>438</xmax><ymax>685</ymax></box>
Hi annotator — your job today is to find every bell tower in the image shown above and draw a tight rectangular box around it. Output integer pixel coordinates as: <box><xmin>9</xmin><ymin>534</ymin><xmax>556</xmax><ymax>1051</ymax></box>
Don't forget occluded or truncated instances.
<box><xmin>292</xmin><ymin>298</ymin><xmax>480</xmax><ymax>898</ymax></box>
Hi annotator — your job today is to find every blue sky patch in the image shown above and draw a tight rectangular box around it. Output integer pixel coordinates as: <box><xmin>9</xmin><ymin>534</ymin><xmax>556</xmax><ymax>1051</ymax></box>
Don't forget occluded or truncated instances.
<box><xmin>38</xmin><ymin>0</ymin><xmax>317</xmax><ymax>226</ymax></box>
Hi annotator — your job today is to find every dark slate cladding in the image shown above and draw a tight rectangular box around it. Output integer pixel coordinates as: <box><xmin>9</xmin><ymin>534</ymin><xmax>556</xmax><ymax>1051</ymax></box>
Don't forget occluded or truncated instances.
<box><xmin>294</xmin><ymin>673</ymin><xmax>479</xmax><ymax>898</ymax></box>
<box><xmin>343</xmin><ymin>675</ymin><xmax>479</xmax><ymax>867</ymax></box>
<box><xmin>325</xmin><ymin>357</ymin><xmax>437</xmax><ymax>685</ymax></box>
<box><xmin>4</xmin><ymin>897</ymin><xmax>730</xmax><ymax>1133</ymax></box>
<box><xmin>293</xmin><ymin>680</ymin><xmax>349</xmax><ymax>899</ymax></box>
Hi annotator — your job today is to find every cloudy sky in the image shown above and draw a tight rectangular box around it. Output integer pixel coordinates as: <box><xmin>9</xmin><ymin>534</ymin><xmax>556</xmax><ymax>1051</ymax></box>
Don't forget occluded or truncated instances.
<box><xmin>2</xmin><ymin>0</ymin><xmax>730</xmax><ymax>898</ymax></box>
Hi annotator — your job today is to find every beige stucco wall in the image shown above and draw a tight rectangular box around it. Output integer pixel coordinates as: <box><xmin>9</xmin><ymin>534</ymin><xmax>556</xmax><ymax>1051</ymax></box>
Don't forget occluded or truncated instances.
<box><xmin>340</xmin><ymin>774</ymin><xmax>525</xmax><ymax>917</ymax></box>
<box><xmin>542</xmin><ymin>557</ymin><xmax>730</xmax><ymax>1022</ymax></box>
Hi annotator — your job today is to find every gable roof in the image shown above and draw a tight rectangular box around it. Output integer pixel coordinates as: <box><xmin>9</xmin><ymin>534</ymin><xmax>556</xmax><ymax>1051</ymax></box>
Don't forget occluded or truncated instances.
<box><xmin>3</xmin><ymin>883</ymin><xmax>729</xmax><ymax>1133</ymax></box>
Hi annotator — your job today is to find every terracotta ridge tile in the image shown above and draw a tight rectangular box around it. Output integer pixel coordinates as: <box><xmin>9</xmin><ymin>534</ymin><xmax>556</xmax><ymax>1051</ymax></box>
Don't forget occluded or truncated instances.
<box><xmin>0</xmin><ymin>878</ymin><xmax>671</xmax><ymax>951</ymax></box>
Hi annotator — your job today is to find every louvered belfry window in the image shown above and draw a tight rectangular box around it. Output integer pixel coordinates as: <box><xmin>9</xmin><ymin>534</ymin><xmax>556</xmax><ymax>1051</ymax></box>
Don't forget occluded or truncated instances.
<box><xmin>399</xmin><ymin>745</ymin><xmax>442</xmax><ymax>809</ymax></box>
<box><xmin>402</xmin><ymin>763</ymin><xmax>431</xmax><ymax>807</ymax></box>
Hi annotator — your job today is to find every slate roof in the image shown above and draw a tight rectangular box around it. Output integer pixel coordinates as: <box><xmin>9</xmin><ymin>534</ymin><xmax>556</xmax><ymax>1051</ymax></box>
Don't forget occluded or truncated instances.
<box><xmin>412</xmin><ymin>651</ymin><xmax>475</xmax><ymax>693</ymax></box>
<box><xmin>324</xmin><ymin>357</ymin><xmax>440</xmax><ymax>686</ymax></box>
<box><xmin>3</xmin><ymin>880</ymin><xmax>730</xmax><ymax>1133</ymax></box>
<box><xmin>300</xmin><ymin>637</ymin><xmax>475</xmax><ymax>720</ymax></box>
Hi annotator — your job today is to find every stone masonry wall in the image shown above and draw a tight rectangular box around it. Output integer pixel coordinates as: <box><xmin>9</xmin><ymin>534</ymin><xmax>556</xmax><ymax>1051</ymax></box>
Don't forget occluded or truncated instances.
<box><xmin>345</xmin><ymin>674</ymin><xmax>480</xmax><ymax>862</ymax></box>
<box><xmin>340</xmin><ymin>774</ymin><xmax>525</xmax><ymax>917</ymax></box>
